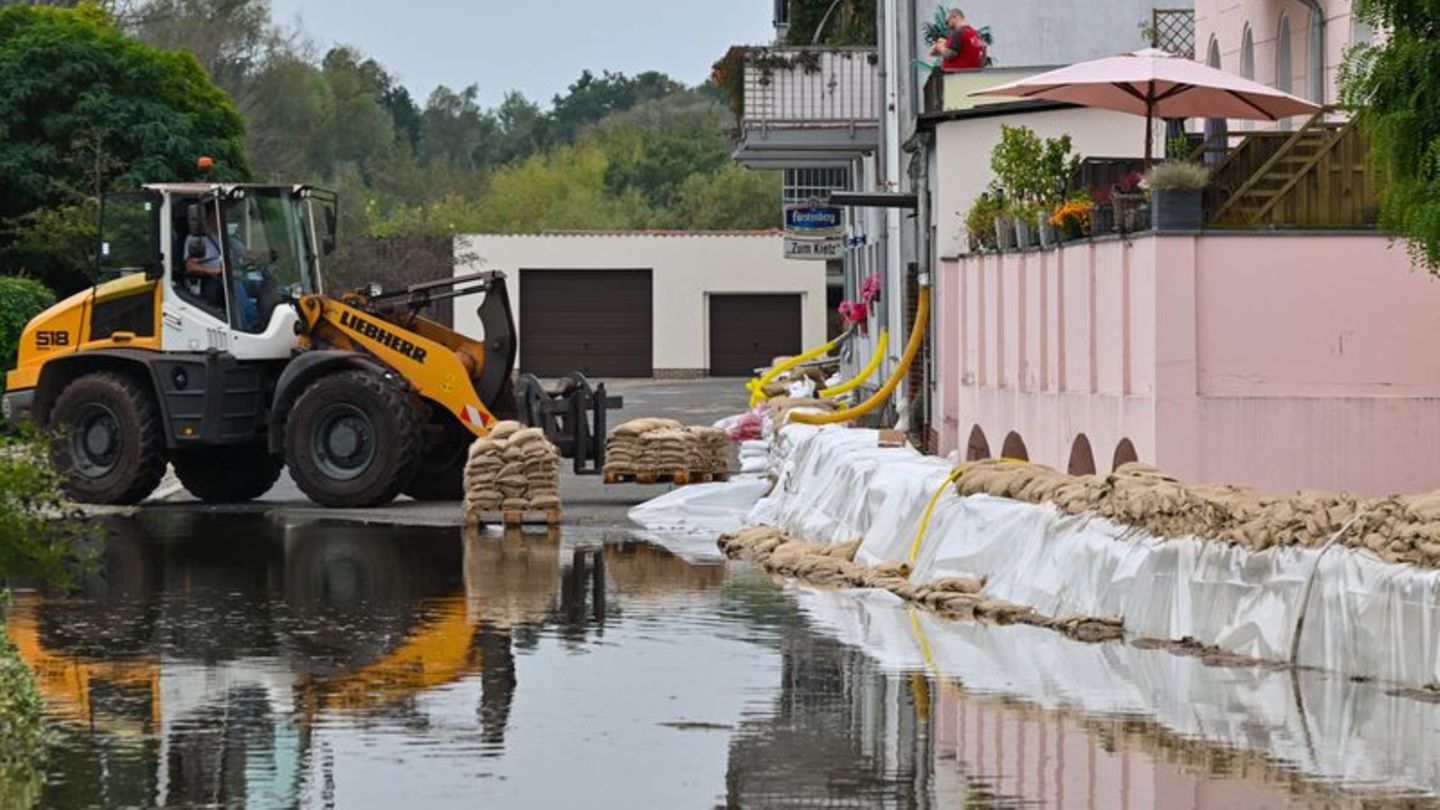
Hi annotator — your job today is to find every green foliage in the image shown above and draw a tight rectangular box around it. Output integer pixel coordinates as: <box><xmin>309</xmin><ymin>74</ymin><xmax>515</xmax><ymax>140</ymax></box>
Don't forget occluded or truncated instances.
<box><xmin>1341</xmin><ymin>0</ymin><xmax>1440</xmax><ymax>270</ymax></box>
<box><xmin>0</xmin><ymin>607</ymin><xmax>47</xmax><ymax>810</ymax></box>
<box><xmin>0</xmin><ymin>4</ymin><xmax>248</xmax><ymax>292</ymax></box>
<box><xmin>964</xmin><ymin>191</ymin><xmax>1003</xmax><ymax>251</ymax></box>
<box><xmin>1143</xmin><ymin>160</ymin><xmax>1210</xmax><ymax>191</ymax></box>
<box><xmin>673</xmin><ymin>165</ymin><xmax>783</xmax><ymax>230</ymax></box>
<box><xmin>785</xmin><ymin>0</ymin><xmax>878</xmax><ymax>46</ymax></box>
<box><xmin>0</xmin><ymin>277</ymin><xmax>54</xmax><ymax>379</ymax></box>
<box><xmin>0</xmin><ymin>429</ymin><xmax>86</xmax><ymax>586</ymax></box>
<box><xmin>990</xmin><ymin>125</ymin><xmax>1080</xmax><ymax>207</ymax></box>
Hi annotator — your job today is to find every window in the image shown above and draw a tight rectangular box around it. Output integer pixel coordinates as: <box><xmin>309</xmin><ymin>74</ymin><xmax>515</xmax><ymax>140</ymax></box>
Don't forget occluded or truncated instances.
<box><xmin>1277</xmin><ymin>13</ymin><xmax>1293</xmax><ymax>129</ymax></box>
<box><xmin>1207</xmin><ymin>36</ymin><xmax>1221</xmax><ymax>69</ymax></box>
<box><xmin>783</xmin><ymin>167</ymin><xmax>850</xmax><ymax>206</ymax></box>
<box><xmin>1240</xmin><ymin>25</ymin><xmax>1255</xmax><ymax>130</ymax></box>
<box><xmin>1308</xmin><ymin>8</ymin><xmax>1324</xmax><ymax>102</ymax></box>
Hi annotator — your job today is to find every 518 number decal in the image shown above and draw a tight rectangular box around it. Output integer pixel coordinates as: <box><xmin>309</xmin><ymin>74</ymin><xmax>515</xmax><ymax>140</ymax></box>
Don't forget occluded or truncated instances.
<box><xmin>36</xmin><ymin>331</ymin><xmax>70</xmax><ymax>348</ymax></box>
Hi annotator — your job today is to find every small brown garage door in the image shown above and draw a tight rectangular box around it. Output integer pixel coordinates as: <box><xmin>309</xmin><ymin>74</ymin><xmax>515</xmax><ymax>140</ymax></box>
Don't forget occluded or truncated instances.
<box><xmin>520</xmin><ymin>269</ymin><xmax>653</xmax><ymax>377</ymax></box>
<box><xmin>709</xmin><ymin>294</ymin><xmax>803</xmax><ymax>377</ymax></box>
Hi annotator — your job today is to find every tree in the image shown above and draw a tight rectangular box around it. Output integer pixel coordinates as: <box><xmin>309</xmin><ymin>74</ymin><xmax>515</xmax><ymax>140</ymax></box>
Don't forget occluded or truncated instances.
<box><xmin>784</xmin><ymin>0</ymin><xmax>877</xmax><ymax>46</ymax></box>
<box><xmin>549</xmin><ymin>69</ymin><xmax>682</xmax><ymax>143</ymax></box>
<box><xmin>0</xmin><ymin>5</ymin><xmax>248</xmax><ymax>289</ymax></box>
<box><xmin>674</xmin><ymin>164</ymin><xmax>782</xmax><ymax>230</ymax></box>
<box><xmin>1342</xmin><ymin>0</ymin><xmax>1440</xmax><ymax>270</ymax></box>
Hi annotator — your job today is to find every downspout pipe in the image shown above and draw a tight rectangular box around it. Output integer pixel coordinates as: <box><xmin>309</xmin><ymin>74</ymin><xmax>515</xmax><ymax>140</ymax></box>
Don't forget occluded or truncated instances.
<box><xmin>1295</xmin><ymin>0</ymin><xmax>1326</xmax><ymax>104</ymax></box>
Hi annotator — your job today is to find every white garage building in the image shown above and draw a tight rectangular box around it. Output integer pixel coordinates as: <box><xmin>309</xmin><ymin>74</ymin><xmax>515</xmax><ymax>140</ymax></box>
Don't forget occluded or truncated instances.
<box><xmin>454</xmin><ymin>232</ymin><xmax>828</xmax><ymax>378</ymax></box>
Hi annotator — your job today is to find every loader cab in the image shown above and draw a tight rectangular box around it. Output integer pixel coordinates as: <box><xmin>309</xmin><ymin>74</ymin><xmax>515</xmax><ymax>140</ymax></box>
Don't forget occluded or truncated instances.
<box><xmin>140</xmin><ymin>183</ymin><xmax>337</xmax><ymax>359</ymax></box>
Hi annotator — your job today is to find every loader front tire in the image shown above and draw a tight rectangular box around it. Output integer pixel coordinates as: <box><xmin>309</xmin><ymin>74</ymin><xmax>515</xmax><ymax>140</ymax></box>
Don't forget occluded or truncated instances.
<box><xmin>402</xmin><ymin>411</ymin><xmax>468</xmax><ymax>502</ymax></box>
<box><xmin>49</xmin><ymin>371</ymin><xmax>167</xmax><ymax>505</ymax></box>
<box><xmin>285</xmin><ymin>370</ymin><xmax>421</xmax><ymax>508</ymax></box>
<box><xmin>172</xmin><ymin>443</ymin><xmax>284</xmax><ymax>503</ymax></box>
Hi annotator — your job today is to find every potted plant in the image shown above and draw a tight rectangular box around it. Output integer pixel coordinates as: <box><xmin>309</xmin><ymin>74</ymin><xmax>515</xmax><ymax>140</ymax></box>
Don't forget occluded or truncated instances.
<box><xmin>1111</xmin><ymin>170</ymin><xmax>1146</xmax><ymax>233</ymax></box>
<box><xmin>964</xmin><ymin>192</ymin><xmax>1002</xmax><ymax>253</ymax></box>
<box><xmin>1144</xmin><ymin>161</ymin><xmax>1211</xmax><ymax>231</ymax></box>
<box><xmin>1049</xmin><ymin>195</ymin><xmax>1092</xmax><ymax>241</ymax></box>
<box><xmin>1013</xmin><ymin>202</ymin><xmax>1043</xmax><ymax>249</ymax></box>
<box><xmin>992</xmin><ymin>204</ymin><xmax>1016</xmax><ymax>251</ymax></box>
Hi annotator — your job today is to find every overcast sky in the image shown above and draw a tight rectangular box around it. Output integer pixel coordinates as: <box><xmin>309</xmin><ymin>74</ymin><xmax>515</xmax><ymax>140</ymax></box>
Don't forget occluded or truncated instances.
<box><xmin>267</xmin><ymin>0</ymin><xmax>776</xmax><ymax>108</ymax></box>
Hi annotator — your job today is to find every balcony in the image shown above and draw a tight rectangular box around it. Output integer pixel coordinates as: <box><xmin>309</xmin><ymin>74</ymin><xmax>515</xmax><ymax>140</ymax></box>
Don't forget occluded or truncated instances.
<box><xmin>717</xmin><ymin>46</ymin><xmax>879</xmax><ymax>169</ymax></box>
<box><xmin>921</xmin><ymin>66</ymin><xmax>1063</xmax><ymax>116</ymax></box>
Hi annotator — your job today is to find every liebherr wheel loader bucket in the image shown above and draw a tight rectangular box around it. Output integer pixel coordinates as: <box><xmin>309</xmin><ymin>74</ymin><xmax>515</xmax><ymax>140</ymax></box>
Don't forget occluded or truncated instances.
<box><xmin>515</xmin><ymin>372</ymin><xmax>622</xmax><ymax>475</ymax></box>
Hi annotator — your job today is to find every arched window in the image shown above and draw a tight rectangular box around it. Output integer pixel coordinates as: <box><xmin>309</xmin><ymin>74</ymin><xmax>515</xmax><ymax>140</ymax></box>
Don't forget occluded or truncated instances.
<box><xmin>1277</xmin><ymin>13</ymin><xmax>1294</xmax><ymax>129</ymax></box>
<box><xmin>1068</xmin><ymin>435</ymin><xmax>1097</xmax><ymax>476</ymax></box>
<box><xmin>1240</xmin><ymin>25</ymin><xmax>1255</xmax><ymax>130</ymax></box>
<box><xmin>966</xmin><ymin>425</ymin><xmax>990</xmax><ymax>462</ymax></box>
<box><xmin>1307</xmin><ymin>8</ymin><xmax>1324</xmax><ymax>102</ymax></box>
<box><xmin>1207</xmin><ymin>36</ymin><xmax>1221</xmax><ymax>69</ymax></box>
<box><xmin>1000</xmin><ymin>432</ymin><xmax>1029</xmax><ymax>462</ymax></box>
<box><xmin>1112</xmin><ymin>439</ymin><xmax>1139</xmax><ymax>471</ymax></box>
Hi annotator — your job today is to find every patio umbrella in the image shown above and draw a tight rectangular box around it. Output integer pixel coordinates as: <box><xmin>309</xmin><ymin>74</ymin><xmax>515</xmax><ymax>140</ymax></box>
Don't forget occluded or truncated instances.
<box><xmin>970</xmin><ymin>48</ymin><xmax>1322</xmax><ymax>160</ymax></box>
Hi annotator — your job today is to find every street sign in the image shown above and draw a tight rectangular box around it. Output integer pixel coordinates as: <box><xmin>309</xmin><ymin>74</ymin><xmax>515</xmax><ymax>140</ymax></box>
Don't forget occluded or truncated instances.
<box><xmin>784</xmin><ymin>204</ymin><xmax>844</xmax><ymax>236</ymax></box>
<box><xmin>784</xmin><ymin>236</ymin><xmax>845</xmax><ymax>261</ymax></box>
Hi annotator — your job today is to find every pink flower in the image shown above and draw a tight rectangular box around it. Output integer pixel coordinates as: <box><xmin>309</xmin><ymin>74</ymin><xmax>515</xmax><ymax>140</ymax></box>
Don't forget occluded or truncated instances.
<box><xmin>837</xmin><ymin>300</ymin><xmax>869</xmax><ymax>325</ymax></box>
<box><xmin>859</xmin><ymin>274</ymin><xmax>882</xmax><ymax>305</ymax></box>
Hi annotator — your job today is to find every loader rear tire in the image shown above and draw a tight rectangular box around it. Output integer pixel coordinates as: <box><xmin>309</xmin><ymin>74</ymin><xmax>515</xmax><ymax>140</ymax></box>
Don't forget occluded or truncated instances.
<box><xmin>402</xmin><ymin>411</ymin><xmax>468</xmax><ymax>502</ymax></box>
<box><xmin>49</xmin><ymin>371</ymin><xmax>167</xmax><ymax>505</ymax></box>
<box><xmin>172</xmin><ymin>443</ymin><xmax>284</xmax><ymax>503</ymax></box>
<box><xmin>285</xmin><ymin>370</ymin><xmax>421</xmax><ymax>508</ymax></box>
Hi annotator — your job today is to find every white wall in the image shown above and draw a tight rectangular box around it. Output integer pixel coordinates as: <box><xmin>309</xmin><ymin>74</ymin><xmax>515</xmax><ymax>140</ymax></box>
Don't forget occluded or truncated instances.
<box><xmin>933</xmin><ymin>106</ymin><xmax>1156</xmax><ymax>257</ymax></box>
<box><xmin>454</xmin><ymin>233</ymin><xmax>827</xmax><ymax>375</ymax></box>
<box><xmin>944</xmin><ymin>0</ymin><xmax>1192</xmax><ymax>68</ymax></box>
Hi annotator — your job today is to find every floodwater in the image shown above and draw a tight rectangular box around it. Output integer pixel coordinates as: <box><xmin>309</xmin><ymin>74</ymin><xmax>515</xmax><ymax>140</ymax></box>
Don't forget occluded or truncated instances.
<box><xmin>7</xmin><ymin>514</ymin><xmax>1440</xmax><ymax>809</ymax></box>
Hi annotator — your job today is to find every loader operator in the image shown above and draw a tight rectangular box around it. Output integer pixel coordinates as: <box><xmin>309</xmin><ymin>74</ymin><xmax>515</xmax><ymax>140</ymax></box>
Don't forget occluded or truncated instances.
<box><xmin>184</xmin><ymin>199</ymin><xmax>262</xmax><ymax>330</ymax></box>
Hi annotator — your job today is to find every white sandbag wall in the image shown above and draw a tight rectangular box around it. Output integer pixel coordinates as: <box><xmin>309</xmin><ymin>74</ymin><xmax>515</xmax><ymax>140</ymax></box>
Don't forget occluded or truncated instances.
<box><xmin>747</xmin><ymin>424</ymin><xmax>1440</xmax><ymax>688</ymax></box>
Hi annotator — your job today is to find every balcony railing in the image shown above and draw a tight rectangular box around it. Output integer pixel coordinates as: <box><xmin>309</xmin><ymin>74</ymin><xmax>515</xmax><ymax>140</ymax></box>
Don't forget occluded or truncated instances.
<box><xmin>718</xmin><ymin>46</ymin><xmax>880</xmax><ymax>168</ymax></box>
<box><xmin>738</xmin><ymin>47</ymin><xmax>878</xmax><ymax>124</ymax></box>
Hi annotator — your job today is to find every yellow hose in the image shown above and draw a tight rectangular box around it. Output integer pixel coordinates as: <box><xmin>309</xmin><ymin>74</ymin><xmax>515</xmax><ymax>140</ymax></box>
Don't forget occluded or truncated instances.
<box><xmin>906</xmin><ymin>457</ymin><xmax>1027</xmax><ymax>569</ymax></box>
<box><xmin>746</xmin><ymin>327</ymin><xmax>853</xmax><ymax>407</ymax></box>
<box><xmin>791</xmin><ymin>286</ymin><xmax>930</xmax><ymax>426</ymax></box>
<box><xmin>819</xmin><ymin>330</ymin><xmax>888</xmax><ymax>398</ymax></box>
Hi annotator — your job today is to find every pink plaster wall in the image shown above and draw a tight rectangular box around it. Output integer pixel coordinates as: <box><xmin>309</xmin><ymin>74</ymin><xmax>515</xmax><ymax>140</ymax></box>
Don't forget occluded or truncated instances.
<box><xmin>1196</xmin><ymin>0</ymin><xmax>1360</xmax><ymax>106</ymax></box>
<box><xmin>936</xmin><ymin>233</ymin><xmax>1440</xmax><ymax>495</ymax></box>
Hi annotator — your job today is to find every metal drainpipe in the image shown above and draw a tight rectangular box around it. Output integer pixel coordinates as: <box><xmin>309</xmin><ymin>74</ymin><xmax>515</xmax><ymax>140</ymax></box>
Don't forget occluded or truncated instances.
<box><xmin>1296</xmin><ymin>0</ymin><xmax>1327</xmax><ymax>103</ymax></box>
<box><xmin>881</xmin><ymin>0</ymin><xmax>901</xmax><ymax>400</ymax></box>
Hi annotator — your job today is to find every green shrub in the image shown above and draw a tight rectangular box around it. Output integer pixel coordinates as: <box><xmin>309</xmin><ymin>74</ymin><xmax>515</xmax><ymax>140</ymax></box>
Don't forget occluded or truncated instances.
<box><xmin>964</xmin><ymin>192</ymin><xmax>1004</xmax><ymax>252</ymax></box>
<box><xmin>0</xmin><ymin>602</ymin><xmax>46</xmax><ymax>810</ymax></box>
<box><xmin>1143</xmin><ymin>161</ymin><xmax>1211</xmax><ymax>191</ymax></box>
<box><xmin>0</xmin><ymin>277</ymin><xmax>54</xmax><ymax>383</ymax></box>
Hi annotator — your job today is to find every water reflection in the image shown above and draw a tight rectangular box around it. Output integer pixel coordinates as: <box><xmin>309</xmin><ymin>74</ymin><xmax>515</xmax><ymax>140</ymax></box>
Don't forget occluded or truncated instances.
<box><xmin>7</xmin><ymin>514</ymin><xmax>1439</xmax><ymax>807</ymax></box>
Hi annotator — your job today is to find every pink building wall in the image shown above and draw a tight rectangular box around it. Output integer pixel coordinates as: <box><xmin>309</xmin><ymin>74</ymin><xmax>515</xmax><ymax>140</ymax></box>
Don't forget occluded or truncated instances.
<box><xmin>1196</xmin><ymin>0</ymin><xmax>1362</xmax><ymax>106</ymax></box>
<box><xmin>936</xmin><ymin>233</ymin><xmax>1440</xmax><ymax>495</ymax></box>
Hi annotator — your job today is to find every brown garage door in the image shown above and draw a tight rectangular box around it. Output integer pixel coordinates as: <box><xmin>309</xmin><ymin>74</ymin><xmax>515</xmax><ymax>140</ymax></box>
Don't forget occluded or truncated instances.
<box><xmin>519</xmin><ymin>269</ymin><xmax>653</xmax><ymax>377</ymax></box>
<box><xmin>709</xmin><ymin>294</ymin><xmax>803</xmax><ymax>377</ymax></box>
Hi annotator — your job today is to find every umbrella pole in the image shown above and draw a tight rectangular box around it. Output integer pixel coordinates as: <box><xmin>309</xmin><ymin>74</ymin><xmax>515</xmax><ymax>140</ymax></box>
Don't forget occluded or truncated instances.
<box><xmin>1145</xmin><ymin>104</ymin><xmax>1154</xmax><ymax>162</ymax></box>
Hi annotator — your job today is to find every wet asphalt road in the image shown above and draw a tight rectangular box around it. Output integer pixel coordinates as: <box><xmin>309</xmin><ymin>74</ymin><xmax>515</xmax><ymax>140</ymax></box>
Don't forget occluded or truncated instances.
<box><xmin>143</xmin><ymin>377</ymin><xmax>750</xmax><ymax>527</ymax></box>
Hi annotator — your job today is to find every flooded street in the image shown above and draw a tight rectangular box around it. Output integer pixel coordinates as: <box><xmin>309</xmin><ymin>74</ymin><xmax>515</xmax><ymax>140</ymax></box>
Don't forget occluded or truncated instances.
<box><xmin>8</xmin><ymin>512</ymin><xmax>1440</xmax><ymax>808</ymax></box>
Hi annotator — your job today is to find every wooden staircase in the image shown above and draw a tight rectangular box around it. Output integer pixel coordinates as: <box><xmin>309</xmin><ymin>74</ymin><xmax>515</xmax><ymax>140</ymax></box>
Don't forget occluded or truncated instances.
<box><xmin>1210</xmin><ymin>108</ymin><xmax>1355</xmax><ymax>225</ymax></box>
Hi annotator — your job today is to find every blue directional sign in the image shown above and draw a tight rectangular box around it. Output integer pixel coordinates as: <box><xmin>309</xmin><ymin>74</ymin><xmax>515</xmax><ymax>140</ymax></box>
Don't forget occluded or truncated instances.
<box><xmin>785</xmin><ymin>205</ymin><xmax>844</xmax><ymax>234</ymax></box>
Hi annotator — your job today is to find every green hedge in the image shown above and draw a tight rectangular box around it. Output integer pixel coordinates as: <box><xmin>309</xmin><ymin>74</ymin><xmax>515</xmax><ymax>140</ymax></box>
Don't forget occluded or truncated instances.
<box><xmin>0</xmin><ymin>277</ymin><xmax>54</xmax><ymax>382</ymax></box>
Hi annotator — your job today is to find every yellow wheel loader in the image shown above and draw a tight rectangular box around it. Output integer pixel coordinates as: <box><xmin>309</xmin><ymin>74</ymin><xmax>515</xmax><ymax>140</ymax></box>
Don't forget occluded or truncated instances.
<box><xmin>2</xmin><ymin>182</ymin><xmax>616</xmax><ymax>507</ymax></box>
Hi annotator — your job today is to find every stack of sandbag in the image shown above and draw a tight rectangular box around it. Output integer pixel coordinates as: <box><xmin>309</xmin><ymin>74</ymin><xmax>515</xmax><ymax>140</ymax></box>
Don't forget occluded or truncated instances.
<box><xmin>638</xmin><ymin>427</ymin><xmax>690</xmax><ymax>473</ymax></box>
<box><xmin>685</xmin><ymin>426</ymin><xmax>729</xmax><ymax>475</ymax></box>
<box><xmin>764</xmin><ymin>396</ymin><xmax>842</xmax><ymax>425</ymax></box>
<box><xmin>947</xmin><ymin>458</ymin><xmax>1440</xmax><ymax>568</ymax></box>
<box><xmin>738</xmin><ymin>440</ymin><xmax>769</xmax><ymax>475</ymax></box>
<box><xmin>604</xmin><ymin>418</ymin><xmax>682</xmax><ymax>476</ymax></box>
<box><xmin>463</xmin><ymin>421</ymin><xmax>562</xmax><ymax>517</ymax></box>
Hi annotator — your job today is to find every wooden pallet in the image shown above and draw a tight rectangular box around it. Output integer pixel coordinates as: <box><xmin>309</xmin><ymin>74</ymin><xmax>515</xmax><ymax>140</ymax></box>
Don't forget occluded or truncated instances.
<box><xmin>465</xmin><ymin>508</ymin><xmax>562</xmax><ymax>528</ymax></box>
<box><xmin>602</xmin><ymin>469</ymin><xmax>731</xmax><ymax>486</ymax></box>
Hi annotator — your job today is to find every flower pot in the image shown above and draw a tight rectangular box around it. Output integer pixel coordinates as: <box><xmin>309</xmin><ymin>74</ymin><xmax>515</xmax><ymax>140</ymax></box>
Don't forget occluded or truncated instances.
<box><xmin>1037</xmin><ymin>219</ymin><xmax>1055</xmax><ymax>248</ymax></box>
<box><xmin>1151</xmin><ymin>188</ymin><xmax>1203</xmax><ymax>231</ymax></box>
<box><xmin>1114</xmin><ymin>194</ymin><xmax>1146</xmax><ymax>233</ymax></box>
<box><xmin>1013</xmin><ymin>217</ymin><xmax>1033</xmax><ymax>250</ymax></box>
<box><xmin>1091</xmin><ymin>202</ymin><xmax>1115</xmax><ymax>235</ymax></box>
<box><xmin>993</xmin><ymin>217</ymin><xmax>1015</xmax><ymax>251</ymax></box>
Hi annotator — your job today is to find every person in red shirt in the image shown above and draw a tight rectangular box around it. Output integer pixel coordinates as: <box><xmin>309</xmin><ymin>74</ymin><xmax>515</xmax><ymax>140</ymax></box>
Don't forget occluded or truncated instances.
<box><xmin>930</xmin><ymin>8</ymin><xmax>986</xmax><ymax>71</ymax></box>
